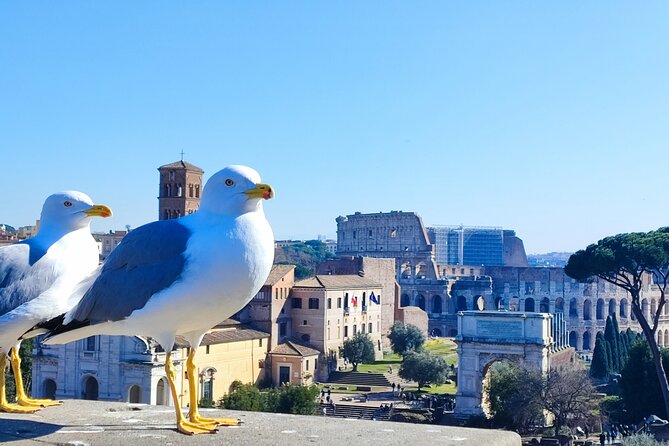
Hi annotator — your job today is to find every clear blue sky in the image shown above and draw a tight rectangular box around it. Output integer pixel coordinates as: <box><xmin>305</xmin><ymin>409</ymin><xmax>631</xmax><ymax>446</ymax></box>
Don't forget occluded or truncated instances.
<box><xmin>1</xmin><ymin>2</ymin><xmax>668</xmax><ymax>254</ymax></box>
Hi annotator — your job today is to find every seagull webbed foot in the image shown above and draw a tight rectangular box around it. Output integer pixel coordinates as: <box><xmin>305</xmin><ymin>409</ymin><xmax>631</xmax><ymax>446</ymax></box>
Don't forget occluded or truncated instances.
<box><xmin>190</xmin><ymin>414</ymin><xmax>242</xmax><ymax>427</ymax></box>
<box><xmin>0</xmin><ymin>401</ymin><xmax>40</xmax><ymax>414</ymax></box>
<box><xmin>17</xmin><ymin>396</ymin><xmax>63</xmax><ymax>407</ymax></box>
<box><xmin>177</xmin><ymin>418</ymin><xmax>219</xmax><ymax>435</ymax></box>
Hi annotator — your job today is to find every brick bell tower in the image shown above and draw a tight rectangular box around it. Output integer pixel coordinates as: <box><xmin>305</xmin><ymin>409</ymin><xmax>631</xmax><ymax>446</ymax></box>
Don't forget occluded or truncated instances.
<box><xmin>158</xmin><ymin>159</ymin><xmax>204</xmax><ymax>220</ymax></box>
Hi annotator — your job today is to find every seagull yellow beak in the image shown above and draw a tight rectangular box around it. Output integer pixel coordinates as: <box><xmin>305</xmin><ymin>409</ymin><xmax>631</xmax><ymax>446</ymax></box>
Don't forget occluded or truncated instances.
<box><xmin>245</xmin><ymin>183</ymin><xmax>274</xmax><ymax>200</ymax></box>
<box><xmin>83</xmin><ymin>204</ymin><xmax>113</xmax><ymax>218</ymax></box>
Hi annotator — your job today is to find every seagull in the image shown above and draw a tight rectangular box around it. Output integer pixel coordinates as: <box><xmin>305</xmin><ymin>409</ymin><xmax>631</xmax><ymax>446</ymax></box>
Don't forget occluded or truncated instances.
<box><xmin>42</xmin><ymin>165</ymin><xmax>275</xmax><ymax>435</ymax></box>
<box><xmin>0</xmin><ymin>191</ymin><xmax>111</xmax><ymax>413</ymax></box>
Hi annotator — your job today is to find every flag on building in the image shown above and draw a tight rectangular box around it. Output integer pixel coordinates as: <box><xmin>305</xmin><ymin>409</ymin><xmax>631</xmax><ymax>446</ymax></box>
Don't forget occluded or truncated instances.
<box><xmin>370</xmin><ymin>292</ymin><xmax>380</xmax><ymax>304</ymax></box>
<box><xmin>351</xmin><ymin>295</ymin><xmax>358</xmax><ymax>306</ymax></box>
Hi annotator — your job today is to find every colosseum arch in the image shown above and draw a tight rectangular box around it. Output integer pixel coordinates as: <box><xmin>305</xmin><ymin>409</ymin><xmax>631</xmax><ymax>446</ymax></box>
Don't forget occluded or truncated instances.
<box><xmin>475</xmin><ymin>295</ymin><xmax>485</xmax><ymax>311</ymax></box>
<box><xmin>416</xmin><ymin>294</ymin><xmax>426</xmax><ymax>311</ymax></box>
<box><xmin>582</xmin><ymin>331</ymin><xmax>592</xmax><ymax>351</ymax></box>
<box><xmin>431</xmin><ymin>295</ymin><xmax>443</xmax><ymax>314</ymax></box>
<box><xmin>583</xmin><ymin>299</ymin><xmax>592</xmax><ymax>320</ymax></box>
<box><xmin>642</xmin><ymin>298</ymin><xmax>650</xmax><ymax>320</ymax></box>
<box><xmin>400</xmin><ymin>293</ymin><xmax>411</xmax><ymax>307</ymax></box>
<box><xmin>620</xmin><ymin>298</ymin><xmax>628</xmax><ymax>318</ymax></box>
<box><xmin>455</xmin><ymin>312</ymin><xmax>552</xmax><ymax>418</ymax></box>
<box><xmin>539</xmin><ymin>297</ymin><xmax>550</xmax><ymax>313</ymax></box>
<box><xmin>596</xmin><ymin>298</ymin><xmax>605</xmax><ymax>320</ymax></box>
<box><xmin>555</xmin><ymin>297</ymin><xmax>564</xmax><ymax>313</ymax></box>
<box><xmin>457</xmin><ymin>295</ymin><xmax>468</xmax><ymax>311</ymax></box>
<box><xmin>569</xmin><ymin>298</ymin><xmax>578</xmax><ymax>318</ymax></box>
<box><xmin>608</xmin><ymin>299</ymin><xmax>617</xmax><ymax>317</ymax></box>
<box><xmin>524</xmin><ymin>298</ymin><xmax>535</xmax><ymax>312</ymax></box>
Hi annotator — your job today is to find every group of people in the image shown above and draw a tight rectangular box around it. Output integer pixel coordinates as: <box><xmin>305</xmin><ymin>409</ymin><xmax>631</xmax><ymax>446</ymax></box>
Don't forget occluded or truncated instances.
<box><xmin>598</xmin><ymin>424</ymin><xmax>631</xmax><ymax>445</ymax></box>
<box><xmin>319</xmin><ymin>388</ymin><xmax>332</xmax><ymax>404</ymax></box>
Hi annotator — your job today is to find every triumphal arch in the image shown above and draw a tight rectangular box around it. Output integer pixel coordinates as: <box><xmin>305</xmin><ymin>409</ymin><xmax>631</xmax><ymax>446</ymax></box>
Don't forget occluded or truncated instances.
<box><xmin>454</xmin><ymin>311</ymin><xmax>556</xmax><ymax>418</ymax></box>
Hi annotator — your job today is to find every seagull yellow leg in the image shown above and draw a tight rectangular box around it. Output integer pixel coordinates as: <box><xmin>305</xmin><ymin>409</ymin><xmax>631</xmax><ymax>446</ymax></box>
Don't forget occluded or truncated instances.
<box><xmin>164</xmin><ymin>352</ymin><xmax>217</xmax><ymax>435</ymax></box>
<box><xmin>186</xmin><ymin>348</ymin><xmax>241</xmax><ymax>427</ymax></box>
<box><xmin>0</xmin><ymin>354</ymin><xmax>39</xmax><ymax>414</ymax></box>
<box><xmin>11</xmin><ymin>348</ymin><xmax>62</xmax><ymax>407</ymax></box>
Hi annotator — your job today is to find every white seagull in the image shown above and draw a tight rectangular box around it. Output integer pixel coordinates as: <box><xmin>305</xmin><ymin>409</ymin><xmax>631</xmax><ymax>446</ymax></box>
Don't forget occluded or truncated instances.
<box><xmin>0</xmin><ymin>191</ymin><xmax>111</xmax><ymax>413</ymax></box>
<box><xmin>42</xmin><ymin>165</ymin><xmax>275</xmax><ymax>435</ymax></box>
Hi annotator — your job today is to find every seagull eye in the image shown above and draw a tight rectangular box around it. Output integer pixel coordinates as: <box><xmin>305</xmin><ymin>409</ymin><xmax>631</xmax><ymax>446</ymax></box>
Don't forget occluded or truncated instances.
<box><xmin>224</xmin><ymin>179</ymin><xmax>235</xmax><ymax>187</ymax></box>
<box><xmin>63</xmin><ymin>201</ymin><xmax>73</xmax><ymax>207</ymax></box>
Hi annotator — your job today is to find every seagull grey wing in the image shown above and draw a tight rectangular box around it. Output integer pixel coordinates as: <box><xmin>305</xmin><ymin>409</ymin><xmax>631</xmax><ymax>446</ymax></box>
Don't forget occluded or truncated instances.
<box><xmin>0</xmin><ymin>242</ymin><xmax>55</xmax><ymax>315</ymax></box>
<box><xmin>68</xmin><ymin>219</ymin><xmax>192</xmax><ymax>323</ymax></box>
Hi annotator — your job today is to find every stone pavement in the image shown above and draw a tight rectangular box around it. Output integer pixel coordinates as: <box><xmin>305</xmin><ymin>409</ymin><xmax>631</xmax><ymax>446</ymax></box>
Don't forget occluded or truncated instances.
<box><xmin>0</xmin><ymin>400</ymin><xmax>521</xmax><ymax>446</ymax></box>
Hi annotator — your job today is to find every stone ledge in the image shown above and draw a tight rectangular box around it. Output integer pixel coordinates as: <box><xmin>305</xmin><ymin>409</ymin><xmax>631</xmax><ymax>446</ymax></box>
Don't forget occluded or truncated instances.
<box><xmin>0</xmin><ymin>400</ymin><xmax>521</xmax><ymax>446</ymax></box>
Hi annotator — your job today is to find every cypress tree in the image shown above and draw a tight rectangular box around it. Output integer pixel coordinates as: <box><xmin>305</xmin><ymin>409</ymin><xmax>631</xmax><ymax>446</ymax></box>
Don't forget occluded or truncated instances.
<box><xmin>591</xmin><ymin>332</ymin><xmax>610</xmax><ymax>379</ymax></box>
<box><xmin>605</xmin><ymin>340</ymin><xmax>614</xmax><ymax>372</ymax></box>
<box><xmin>619</xmin><ymin>330</ymin><xmax>629</xmax><ymax>365</ymax></box>
<box><xmin>605</xmin><ymin>316</ymin><xmax>620</xmax><ymax>372</ymax></box>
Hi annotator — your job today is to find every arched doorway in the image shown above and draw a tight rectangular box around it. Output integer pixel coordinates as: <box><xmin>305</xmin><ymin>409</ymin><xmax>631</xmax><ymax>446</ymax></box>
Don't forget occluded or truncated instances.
<box><xmin>156</xmin><ymin>378</ymin><xmax>168</xmax><ymax>405</ymax></box>
<box><xmin>596</xmin><ymin>299</ymin><xmax>605</xmax><ymax>320</ymax></box>
<box><xmin>539</xmin><ymin>297</ymin><xmax>550</xmax><ymax>313</ymax></box>
<box><xmin>417</xmin><ymin>295</ymin><xmax>426</xmax><ymax>311</ymax></box>
<box><xmin>400</xmin><ymin>294</ymin><xmax>410</xmax><ymax>307</ymax></box>
<box><xmin>620</xmin><ymin>299</ymin><xmax>628</xmax><ymax>318</ymax></box>
<box><xmin>569</xmin><ymin>298</ymin><xmax>578</xmax><ymax>318</ymax></box>
<box><xmin>431</xmin><ymin>295</ymin><xmax>443</xmax><ymax>314</ymax></box>
<box><xmin>569</xmin><ymin>331</ymin><xmax>579</xmax><ymax>349</ymax></box>
<box><xmin>457</xmin><ymin>296</ymin><xmax>467</xmax><ymax>311</ymax></box>
<box><xmin>608</xmin><ymin>299</ymin><xmax>617</xmax><ymax>317</ymax></box>
<box><xmin>582</xmin><ymin>331</ymin><xmax>592</xmax><ymax>351</ymax></box>
<box><xmin>128</xmin><ymin>385</ymin><xmax>142</xmax><ymax>403</ymax></box>
<box><xmin>524</xmin><ymin>298</ymin><xmax>535</xmax><ymax>312</ymax></box>
<box><xmin>43</xmin><ymin>379</ymin><xmax>57</xmax><ymax>400</ymax></box>
<box><xmin>554</xmin><ymin>298</ymin><xmax>564</xmax><ymax>313</ymax></box>
<box><xmin>82</xmin><ymin>376</ymin><xmax>99</xmax><ymax>400</ymax></box>
<box><xmin>431</xmin><ymin>328</ymin><xmax>443</xmax><ymax>337</ymax></box>
<box><xmin>583</xmin><ymin>299</ymin><xmax>592</xmax><ymax>320</ymax></box>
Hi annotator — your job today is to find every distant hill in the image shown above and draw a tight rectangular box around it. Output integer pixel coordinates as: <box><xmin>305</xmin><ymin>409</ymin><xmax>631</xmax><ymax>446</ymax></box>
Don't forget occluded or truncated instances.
<box><xmin>274</xmin><ymin>240</ymin><xmax>336</xmax><ymax>280</ymax></box>
<box><xmin>527</xmin><ymin>252</ymin><xmax>572</xmax><ymax>268</ymax></box>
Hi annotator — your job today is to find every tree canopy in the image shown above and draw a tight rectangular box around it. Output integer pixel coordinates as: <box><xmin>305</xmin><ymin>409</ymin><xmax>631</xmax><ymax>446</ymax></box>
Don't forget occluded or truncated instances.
<box><xmin>388</xmin><ymin>321</ymin><xmax>425</xmax><ymax>357</ymax></box>
<box><xmin>399</xmin><ymin>350</ymin><xmax>448</xmax><ymax>390</ymax></box>
<box><xmin>341</xmin><ymin>332</ymin><xmax>375</xmax><ymax>371</ymax></box>
<box><xmin>565</xmin><ymin>228</ymin><xmax>669</xmax><ymax>416</ymax></box>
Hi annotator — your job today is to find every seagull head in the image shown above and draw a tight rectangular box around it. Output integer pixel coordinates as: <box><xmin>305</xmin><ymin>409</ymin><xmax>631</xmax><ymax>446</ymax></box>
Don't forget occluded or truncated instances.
<box><xmin>39</xmin><ymin>191</ymin><xmax>112</xmax><ymax>234</ymax></box>
<box><xmin>199</xmin><ymin>165</ymin><xmax>274</xmax><ymax>215</ymax></box>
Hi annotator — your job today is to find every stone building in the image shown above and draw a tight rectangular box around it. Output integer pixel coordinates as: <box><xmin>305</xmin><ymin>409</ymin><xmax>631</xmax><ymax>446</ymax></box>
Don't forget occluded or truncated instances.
<box><xmin>157</xmin><ymin>160</ymin><xmax>203</xmax><ymax>220</ymax></box>
<box><xmin>32</xmin><ymin>321</ymin><xmax>269</xmax><ymax>406</ymax></box>
<box><xmin>335</xmin><ymin>210</ymin><xmax>669</xmax><ymax>351</ymax></box>
<box><xmin>95</xmin><ymin>230</ymin><xmax>127</xmax><ymax>259</ymax></box>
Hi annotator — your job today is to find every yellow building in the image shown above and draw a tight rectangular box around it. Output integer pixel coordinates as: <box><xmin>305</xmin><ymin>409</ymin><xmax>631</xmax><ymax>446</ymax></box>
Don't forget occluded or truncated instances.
<box><xmin>175</xmin><ymin>320</ymin><xmax>270</xmax><ymax>406</ymax></box>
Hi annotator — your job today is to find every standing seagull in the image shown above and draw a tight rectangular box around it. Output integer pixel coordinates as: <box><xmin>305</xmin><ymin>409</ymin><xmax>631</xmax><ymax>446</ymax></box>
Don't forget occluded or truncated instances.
<box><xmin>42</xmin><ymin>165</ymin><xmax>274</xmax><ymax>435</ymax></box>
<box><xmin>0</xmin><ymin>191</ymin><xmax>111</xmax><ymax>413</ymax></box>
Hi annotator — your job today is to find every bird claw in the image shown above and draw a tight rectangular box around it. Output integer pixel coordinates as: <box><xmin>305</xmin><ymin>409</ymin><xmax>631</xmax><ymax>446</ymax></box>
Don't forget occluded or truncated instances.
<box><xmin>0</xmin><ymin>402</ymin><xmax>40</xmax><ymax>414</ymax></box>
<box><xmin>18</xmin><ymin>397</ymin><xmax>63</xmax><ymax>408</ymax></box>
<box><xmin>191</xmin><ymin>415</ymin><xmax>242</xmax><ymax>427</ymax></box>
<box><xmin>177</xmin><ymin>419</ymin><xmax>219</xmax><ymax>435</ymax></box>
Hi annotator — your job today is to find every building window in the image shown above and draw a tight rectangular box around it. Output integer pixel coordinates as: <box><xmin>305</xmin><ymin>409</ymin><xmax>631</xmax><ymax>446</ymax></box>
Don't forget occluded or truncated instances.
<box><xmin>353</xmin><ymin>231</ymin><xmax>356</xmax><ymax>239</ymax></box>
<box><xmin>368</xmin><ymin>322</ymin><xmax>373</xmax><ymax>333</ymax></box>
<box><xmin>315</xmin><ymin>358</ymin><xmax>318</xmax><ymax>370</ymax></box>
<box><xmin>195</xmin><ymin>185</ymin><xmax>200</xmax><ymax>198</ymax></box>
<box><xmin>353</xmin><ymin>325</ymin><xmax>357</xmax><ymax>335</ymax></box>
<box><xmin>177</xmin><ymin>185</ymin><xmax>183</xmax><ymax>197</ymax></box>
<box><xmin>84</xmin><ymin>336</ymin><xmax>96</xmax><ymax>352</ymax></box>
<box><xmin>361</xmin><ymin>324</ymin><xmax>366</xmax><ymax>333</ymax></box>
<box><xmin>189</xmin><ymin>184</ymin><xmax>194</xmax><ymax>197</ymax></box>
<box><xmin>308</xmin><ymin>298</ymin><xmax>319</xmax><ymax>310</ymax></box>
<box><xmin>206</xmin><ymin>345</ymin><xmax>210</xmax><ymax>354</ymax></box>
<box><xmin>306</xmin><ymin>360</ymin><xmax>309</xmax><ymax>371</ymax></box>
<box><xmin>327</xmin><ymin>298</ymin><xmax>332</xmax><ymax>309</ymax></box>
<box><xmin>369</xmin><ymin>230</ymin><xmax>373</xmax><ymax>237</ymax></box>
<box><xmin>292</xmin><ymin>298</ymin><xmax>302</xmax><ymax>309</ymax></box>
<box><xmin>337</xmin><ymin>297</ymin><xmax>342</xmax><ymax>308</ymax></box>
<box><xmin>279</xmin><ymin>322</ymin><xmax>287</xmax><ymax>337</ymax></box>
<box><xmin>344</xmin><ymin>326</ymin><xmax>349</xmax><ymax>338</ymax></box>
<box><xmin>259</xmin><ymin>338</ymin><xmax>263</xmax><ymax>347</ymax></box>
<box><xmin>303</xmin><ymin>320</ymin><xmax>308</xmax><ymax>326</ymax></box>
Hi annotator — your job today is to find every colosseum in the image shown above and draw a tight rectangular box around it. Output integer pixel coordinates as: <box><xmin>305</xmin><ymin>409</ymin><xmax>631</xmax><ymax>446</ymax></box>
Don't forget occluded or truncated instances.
<box><xmin>336</xmin><ymin>211</ymin><xmax>669</xmax><ymax>352</ymax></box>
